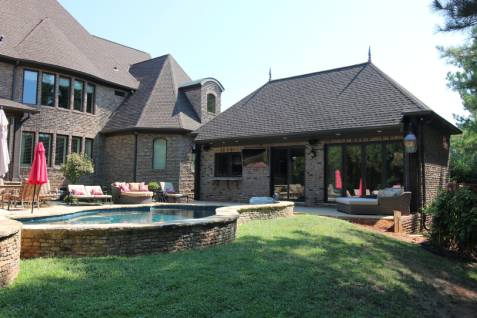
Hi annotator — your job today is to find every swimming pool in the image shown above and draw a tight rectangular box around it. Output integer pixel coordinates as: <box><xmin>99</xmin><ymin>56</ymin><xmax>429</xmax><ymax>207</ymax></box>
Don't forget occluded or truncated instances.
<box><xmin>20</xmin><ymin>205</ymin><xmax>219</xmax><ymax>225</ymax></box>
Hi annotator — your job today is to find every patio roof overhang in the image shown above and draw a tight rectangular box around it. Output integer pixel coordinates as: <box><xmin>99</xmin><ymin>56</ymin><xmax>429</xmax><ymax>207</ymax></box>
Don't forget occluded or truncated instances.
<box><xmin>0</xmin><ymin>97</ymin><xmax>40</xmax><ymax>115</ymax></box>
<box><xmin>193</xmin><ymin>124</ymin><xmax>402</xmax><ymax>147</ymax></box>
<box><xmin>402</xmin><ymin>110</ymin><xmax>461</xmax><ymax>135</ymax></box>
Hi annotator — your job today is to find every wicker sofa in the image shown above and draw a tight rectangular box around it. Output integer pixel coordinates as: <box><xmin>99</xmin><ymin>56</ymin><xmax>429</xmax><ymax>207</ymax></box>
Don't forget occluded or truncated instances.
<box><xmin>111</xmin><ymin>182</ymin><xmax>154</xmax><ymax>204</ymax></box>
<box><xmin>336</xmin><ymin>188</ymin><xmax>411</xmax><ymax>215</ymax></box>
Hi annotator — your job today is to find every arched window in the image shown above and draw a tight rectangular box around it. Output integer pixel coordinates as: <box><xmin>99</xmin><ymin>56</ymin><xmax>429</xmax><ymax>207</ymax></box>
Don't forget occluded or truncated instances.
<box><xmin>153</xmin><ymin>138</ymin><xmax>167</xmax><ymax>170</ymax></box>
<box><xmin>207</xmin><ymin>94</ymin><xmax>216</xmax><ymax>113</ymax></box>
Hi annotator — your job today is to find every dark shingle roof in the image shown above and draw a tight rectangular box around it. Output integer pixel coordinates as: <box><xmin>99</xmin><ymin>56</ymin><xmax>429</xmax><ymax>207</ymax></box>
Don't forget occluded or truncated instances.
<box><xmin>0</xmin><ymin>0</ymin><xmax>150</xmax><ymax>89</ymax></box>
<box><xmin>194</xmin><ymin>62</ymin><xmax>442</xmax><ymax>142</ymax></box>
<box><xmin>102</xmin><ymin>54</ymin><xmax>201</xmax><ymax>133</ymax></box>
<box><xmin>0</xmin><ymin>98</ymin><xmax>39</xmax><ymax>113</ymax></box>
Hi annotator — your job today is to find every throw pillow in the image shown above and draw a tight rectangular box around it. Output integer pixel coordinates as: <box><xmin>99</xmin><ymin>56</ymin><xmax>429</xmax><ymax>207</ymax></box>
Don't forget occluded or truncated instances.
<box><xmin>129</xmin><ymin>182</ymin><xmax>140</xmax><ymax>192</ymax></box>
<box><xmin>120</xmin><ymin>183</ymin><xmax>130</xmax><ymax>193</ymax></box>
<box><xmin>91</xmin><ymin>188</ymin><xmax>103</xmax><ymax>195</ymax></box>
<box><xmin>72</xmin><ymin>189</ymin><xmax>85</xmax><ymax>195</ymax></box>
<box><xmin>139</xmin><ymin>182</ymin><xmax>149</xmax><ymax>192</ymax></box>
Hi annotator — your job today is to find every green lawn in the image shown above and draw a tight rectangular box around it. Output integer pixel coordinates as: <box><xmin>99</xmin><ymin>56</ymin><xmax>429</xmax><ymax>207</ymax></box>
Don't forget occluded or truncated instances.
<box><xmin>1</xmin><ymin>215</ymin><xmax>476</xmax><ymax>318</ymax></box>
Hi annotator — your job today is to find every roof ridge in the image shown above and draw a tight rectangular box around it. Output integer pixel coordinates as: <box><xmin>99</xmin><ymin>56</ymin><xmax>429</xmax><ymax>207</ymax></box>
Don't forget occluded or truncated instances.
<box><xmin>135</xmin><ymin>57</ymin><xmax>170</xmax><ymax>128</ymax></box>
<box><xmin>92</xmin><ymin>35</ymin><xmax>150</xmax><ymax>55</ymax></box>
<box><xmin>14</xmin><ymin>17</ymin><xmax>47</xmax><ymax>48</ymax></box>
<box><xmin>168</xmin><ymin>56</ymin><xmax>184</xmax><ymax>129</ymax></box>
<box><xmin>195</xmin><ymin>83</ymin><xmax>267</xmax><ymax>132</ymax></box>
<box><xmin>132</xmin><ymin>54</ymin><xmax>171</xmax><ymax>67</ymax></box>
<box><xmin>269</xmin><ymin>61</ymin><xmax>369</xmax><ymax>84</ymax></box>
<box><xmin>367</xmin><ymin>63</ymin><xmax>431</xmax><ymax>110</ymax></box>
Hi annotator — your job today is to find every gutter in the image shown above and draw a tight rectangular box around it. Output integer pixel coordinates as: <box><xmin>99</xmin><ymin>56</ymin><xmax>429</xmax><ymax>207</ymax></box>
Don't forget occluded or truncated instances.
<box><xmin>194</xmin><ymin>124</ymin><xmax>401</xmax><ymax>145</ymax></box>
<box><xmin>133</xmin><ymin>131</ymin><xmax>138</xmax><ymax>182</ymax></box>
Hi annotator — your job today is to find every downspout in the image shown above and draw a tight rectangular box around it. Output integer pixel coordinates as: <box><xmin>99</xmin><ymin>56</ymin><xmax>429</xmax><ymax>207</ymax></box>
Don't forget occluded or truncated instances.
<box><xmin>11</xmin><ymin>60</ymin><xmax>19</xmax><ymax>100</ymax></box>
<box><xmin>194</xmin><ymin>144</ymin><xmax>201</xmax><ymax>200</ymax></box>
<box><xmin>419</xmin><ymin>118</ymin><xmax>429</xmax><ymax>231</ymax></box>
<box><xmin>420</xmin><ymin>118</ymin><xmax>426</xmax><ymax>209</ymax></box>
<box><xmin>133</xmin><ymin>131</ymin><xmax>138</xmax><ymax>182</ymax></box>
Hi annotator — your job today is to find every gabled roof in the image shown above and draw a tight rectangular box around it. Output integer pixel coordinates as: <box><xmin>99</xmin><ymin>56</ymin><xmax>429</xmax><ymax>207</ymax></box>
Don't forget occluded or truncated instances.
<box><xmin>102</xmin><ymin>54</ymin><xmax>201</xmax><ymax>133</ymax></box>
<box><xmin>194</xmin><ymin>62</ymin><xmax>457</xmax><ymax>142</ymax></box>
<box><xmin>0</xmin><ymin>0</ymin><xmax>150</xmax><ymax>89</ymax></box>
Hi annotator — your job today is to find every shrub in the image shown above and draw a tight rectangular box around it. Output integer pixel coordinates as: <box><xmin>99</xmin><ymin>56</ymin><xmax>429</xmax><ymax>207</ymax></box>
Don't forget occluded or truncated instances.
<box><xmin>148</xmin><ymin>181</ymin><xmax>160</xmax><ymax>191</ymax></box>
<box><xmin>424</xmin><ymin>185</ymin><xmax>477</xmax><ymax>258</ymax></box>
<box><xmin>60</xmin><ymin>153</ymin><xmax>94</xmax><ymax>184</ymax></box>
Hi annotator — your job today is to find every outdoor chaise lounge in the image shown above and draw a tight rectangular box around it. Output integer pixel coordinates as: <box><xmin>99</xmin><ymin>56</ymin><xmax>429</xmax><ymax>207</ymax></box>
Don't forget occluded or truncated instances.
<box><xmin>68</xmin><ymin>185</ymin><xmax>112</xmax><ymax>205</ymax></box>
<box><xmin>111</xmin><ymin>182</ymin><xmax>153</xmax><ymax>204</ymax></box>
<box><xmin>336</xmin><ymin>188</ymin><xmax>411</xmax><ymax>215</ymax></box>
<box><xmin>159</xmin><ymin>182</ymin><xmax>189</xmax><ymax>202</ymax></box>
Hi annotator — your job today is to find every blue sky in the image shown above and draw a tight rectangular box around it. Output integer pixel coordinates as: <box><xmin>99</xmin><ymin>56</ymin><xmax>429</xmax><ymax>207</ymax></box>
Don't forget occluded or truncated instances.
<box><xmin>60</xmin><ymin>0</ymin><xmax>468</xmax><ymax>123</ymax></box>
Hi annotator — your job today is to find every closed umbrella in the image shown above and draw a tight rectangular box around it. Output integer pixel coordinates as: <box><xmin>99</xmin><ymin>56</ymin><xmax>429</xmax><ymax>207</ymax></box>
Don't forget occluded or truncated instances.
<box><xmin>28</xmin><ymin>142</ymin><xmax>48</xmax><ymax>213</ymax></box>
<box><xmin>0</xmin><ymin>109</ymin><xmax>10</xmax><ymax>178</ymax></box>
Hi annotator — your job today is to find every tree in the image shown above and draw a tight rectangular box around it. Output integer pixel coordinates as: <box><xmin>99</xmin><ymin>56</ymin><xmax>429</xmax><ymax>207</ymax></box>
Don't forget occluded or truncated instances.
<box><xmin>60</xmin><ymin>153</ymin><xmax>94</xmax><ymax>184</ymax></box>
<box><xmin>433</xmin><ymin>0</ymin><xmax>477</xmax><ymax>31</ymax></box>
<box><xmin>439</xmin><ymin>28</ymin><xmax>477</xmax><ymax>182</ymax></box>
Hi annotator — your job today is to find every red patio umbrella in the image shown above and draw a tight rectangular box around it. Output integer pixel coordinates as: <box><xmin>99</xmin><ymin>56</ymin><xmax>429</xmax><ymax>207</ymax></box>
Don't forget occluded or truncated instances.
<box><xmin>335</xmin><ymin>169</ymin><xmax>342</xmax><ymax>190</ymax></box>
<box><xmin>358</xmin><ymin>177</ymin><xmax>363</xmax><ymax>197</ymax></box>
<box><xmin>28</xmin><ymin>142</ymin><xmax>48</xmax><ymax>213</ymax></box>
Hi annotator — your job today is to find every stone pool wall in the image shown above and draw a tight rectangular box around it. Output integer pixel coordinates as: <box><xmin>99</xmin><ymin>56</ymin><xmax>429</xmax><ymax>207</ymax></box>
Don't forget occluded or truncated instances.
<box><xmin>0</xmin><ymin>218</ymin><xmax>21</xmax><ymax>288</ymax></box>
<box><xmin>21</xmin><ymin>219</ymin><xmax>236</xmax><ymax>258</ymax></box>
<box><xmin>234</xmin><ymin>202</ymin><xmax>295</xmax><ymax>224</ymax></box>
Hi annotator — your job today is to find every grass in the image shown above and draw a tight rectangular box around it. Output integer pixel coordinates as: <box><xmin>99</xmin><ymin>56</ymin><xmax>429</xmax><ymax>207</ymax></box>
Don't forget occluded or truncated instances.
<box><xmin>1</xmin><ymin>215</ymin><xmax>476</xmax><ymax>317</ymax></box>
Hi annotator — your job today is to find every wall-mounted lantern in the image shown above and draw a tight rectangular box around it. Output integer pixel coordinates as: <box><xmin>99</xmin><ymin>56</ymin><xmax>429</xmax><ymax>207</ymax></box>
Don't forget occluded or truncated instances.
<box><xmin>404</xmin><ymin>132</ymin><xmax>417</xmax><ymax>153</ymax></box>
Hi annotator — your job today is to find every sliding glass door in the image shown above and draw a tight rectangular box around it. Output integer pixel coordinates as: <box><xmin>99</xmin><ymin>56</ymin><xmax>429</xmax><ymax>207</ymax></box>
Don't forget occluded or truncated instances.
<box><xmin>271</xmin><ymin>147</ymin><xmax>305</xmax><ymax>201</ymax></box>
<box><xmin>325</xmin><ymin>141</ymin><xmax>404</xmax><ymax>202</ymax></box>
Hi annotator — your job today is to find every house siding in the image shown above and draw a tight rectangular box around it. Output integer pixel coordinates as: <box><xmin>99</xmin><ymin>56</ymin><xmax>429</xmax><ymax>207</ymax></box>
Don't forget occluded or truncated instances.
<box><xmin>199</xmin><ymin>135</ymin><xmax>405</xmax><ymax>205</ymax></box>
<box><xmin>0</xmin><ymin>61</ymin><xmax>14</xmax><ymax>98</ymax></box>
<box><xmin>422</xmin><ymin>125</ymin><xmax>450</xmax><ymax>206</ymax></box>
<box><xmin>103</xmin><ymin>133</ymin><xmax>195</xmax><ymax>197</ymax></box>
<box><xmin>12</xmin><ymin>65</ymin><xmax>128</xmax><ymax>189</ymax></box>
<box><xmin>183</xmin><ymin>81</ymin><xmax>222</xmax><ymax>124</ymax></box>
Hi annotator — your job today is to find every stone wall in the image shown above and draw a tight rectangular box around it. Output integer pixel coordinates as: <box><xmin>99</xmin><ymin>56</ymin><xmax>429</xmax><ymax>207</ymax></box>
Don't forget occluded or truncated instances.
<box><xmin>235</xmin><ymin>202</ymin><xmax>294</xmax><ymax>224</ymax></box>
<box><xmin>0</xmin><ymin>218</ymin><xmax>21</xmax><ymax>288</ymax></box>
<box><xmin>102</xmin><ymin>133</ymin><xmax>195</xmax><ymax>197</ymax></box>
<box><xmin>423</xmin><ymin>125</ymin><xmax>450</xmax><ymax>206</ymax></box>
<box><xmin>199</xmin><ymin>144</ymin><xmax>273</xmax><ymax>202</ymax></box>
<box><xmin>20</xmin><ymin>207</ymin><xmax>239</xmax><ymax>258</ymax></box>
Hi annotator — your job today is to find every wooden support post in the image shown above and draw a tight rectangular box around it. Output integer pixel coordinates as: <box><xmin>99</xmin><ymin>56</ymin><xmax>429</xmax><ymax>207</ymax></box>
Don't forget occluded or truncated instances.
<box><xmin>393</xmin><ymin>210</ymin><xmax>402</xmax><ymax>233</ymax></box>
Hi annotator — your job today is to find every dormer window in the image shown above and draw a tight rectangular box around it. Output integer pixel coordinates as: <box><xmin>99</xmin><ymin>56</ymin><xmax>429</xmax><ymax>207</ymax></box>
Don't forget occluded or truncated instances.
<box><xmin>207</xmin><ymin>93</ymin><xmax>216</xmax><ymax>113</ymax></box>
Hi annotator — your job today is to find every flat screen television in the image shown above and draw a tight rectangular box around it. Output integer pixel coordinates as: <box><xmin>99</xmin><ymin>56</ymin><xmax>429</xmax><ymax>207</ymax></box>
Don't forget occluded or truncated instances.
<box><xmin>242</xmin><ymin>148</ymin><xmax>268</xmax><ymax>168</ymax></box>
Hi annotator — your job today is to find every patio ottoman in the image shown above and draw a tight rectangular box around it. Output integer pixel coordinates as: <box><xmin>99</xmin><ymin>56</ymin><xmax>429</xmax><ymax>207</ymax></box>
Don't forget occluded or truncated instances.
<box><xmin>336</xmin><ymin>197</ymin><xmax>379</xmax><ymax>215</ymax></box>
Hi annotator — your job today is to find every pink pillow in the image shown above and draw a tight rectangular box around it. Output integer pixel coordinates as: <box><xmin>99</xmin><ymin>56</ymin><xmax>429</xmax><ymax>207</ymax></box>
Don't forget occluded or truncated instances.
<box><xmin>72</xmin><ymin>189</ymin><xmax>85</xmax><ymax>195</ymax></box>
<box><xmin>119</xmin><ymin>183</ymin><xmax>130</xmax><ymax>193</ymax></box>
<box><xmin>139</xmin><ymin>182</ymin><xmax>149</xmax><ymax>192</ymax></box>
<box><xmin>91</xmin><ymin>189</ymin><xmax>103</xmax><ymax>195</ymax></box>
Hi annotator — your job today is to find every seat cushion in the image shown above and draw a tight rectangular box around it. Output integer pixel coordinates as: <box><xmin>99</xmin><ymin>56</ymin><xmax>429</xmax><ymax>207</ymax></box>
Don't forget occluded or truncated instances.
<box><xmin>336</xmin><ymin>197</ymin><xmax>377</xmax><ymax>206</ymax></box>
<box><xmin>121</xmin><ymin>191</ymin><xmax>153</xmax><ymax>198</ymax></box>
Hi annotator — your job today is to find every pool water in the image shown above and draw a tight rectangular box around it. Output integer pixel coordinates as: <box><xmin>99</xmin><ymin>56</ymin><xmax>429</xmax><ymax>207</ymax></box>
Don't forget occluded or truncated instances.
<box><xmin>20</xmin><ymin>205</ymin><xmax>219</xmax><ymax>225</ymax></box>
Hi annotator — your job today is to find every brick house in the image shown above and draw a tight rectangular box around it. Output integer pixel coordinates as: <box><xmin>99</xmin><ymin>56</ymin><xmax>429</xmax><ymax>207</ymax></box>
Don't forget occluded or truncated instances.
<box><xmin>194</xmin><ymin>63</ymin><xmax>461</xmax><ymax>211</ymax></box>
<box><xmin>0</xmin><ymin>0</ymin><xmax>460</xmax><ymax>210</ymax></box>
<box><xmin>0</xmin><ymin>0</ymin><xmax>223</xmax><ymax>197</ymax></box>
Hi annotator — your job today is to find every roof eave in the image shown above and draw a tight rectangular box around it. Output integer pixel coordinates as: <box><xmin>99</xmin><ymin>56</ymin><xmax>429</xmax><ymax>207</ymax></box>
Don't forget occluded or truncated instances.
<box><xmin>101</xmin><ymin>127</ymin><xmax>193</xmax><ymax>136</ymax></box>
<box><xmin>402</xmin><ymin>110</ymin><xmax>462</xmax><ymax>135</ymax></box>
<box><xmin>194</xmin><ymin>124</ymin><xmax>402</xmax><ymax>145</ymax></box>
<box><xmin>0</xmin><ymin>55</ymin><xmax>138</xmax><ymax>91</ymax></box>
